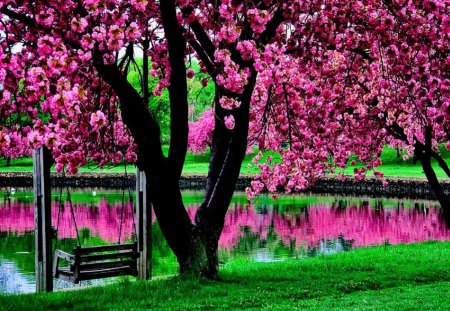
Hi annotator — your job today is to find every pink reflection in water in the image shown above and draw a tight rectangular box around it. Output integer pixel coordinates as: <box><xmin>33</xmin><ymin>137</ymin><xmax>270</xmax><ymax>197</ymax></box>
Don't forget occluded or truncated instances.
<box><xmin>0</xmin><ymin>198</ymin><xmax>449</xmax><ymax>250</ymax></box>
<box><xmin>0</xmin><ymin>198</ymin><xmax>135</xmax><ymax>243</ymax></box>
<box><xmin>271</xmin><ymin>205</ymin><xmax>448</xmax><ymax>248</ymax></box>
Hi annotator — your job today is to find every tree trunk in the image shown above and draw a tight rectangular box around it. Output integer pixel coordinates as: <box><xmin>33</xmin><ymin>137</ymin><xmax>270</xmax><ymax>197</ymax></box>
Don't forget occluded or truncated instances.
<box><xmin>147</xmin><ymin>171</ymin><xmax>207</xmax><ymax>275</ymax></box>
<box><xmin>195</xmin><ymin>74</ymin><xmax>256</xmax><ymax>279</ymax></box>
<box><xmin>419</xmin><ymin>153</ymin><xmax>450</xmax><ymax>227</ymax></box>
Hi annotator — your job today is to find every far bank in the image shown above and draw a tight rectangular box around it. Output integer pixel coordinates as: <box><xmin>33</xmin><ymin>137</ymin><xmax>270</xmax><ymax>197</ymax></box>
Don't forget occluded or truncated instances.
<box><xmin>1</xmin><ymin>172</ymin><xmax>449</xmax><ymax>201</ymax></box>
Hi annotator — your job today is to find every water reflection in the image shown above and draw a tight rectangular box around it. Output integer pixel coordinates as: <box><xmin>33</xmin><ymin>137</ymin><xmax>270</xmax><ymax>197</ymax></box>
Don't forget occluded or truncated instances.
<box><xmin>0</xmin><ymin>260</ymin><xmax>34</xmax><ymax>294</ymax></box>
<box><xmin>0</xmin><ymin>189</ymin><xmax>449</xmax><ymax>294</ymax></box>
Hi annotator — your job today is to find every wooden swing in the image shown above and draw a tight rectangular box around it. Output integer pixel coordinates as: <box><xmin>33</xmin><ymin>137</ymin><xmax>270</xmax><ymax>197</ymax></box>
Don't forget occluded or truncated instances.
<box><xmin>53</xmin><ymin>243</ymin><xmax>138</xmax><ymax>283</ymax></box>
<box><xmin>53</xmin><ymin>180</ymin><xmax>138</xmax><ymax>284</ymax></box>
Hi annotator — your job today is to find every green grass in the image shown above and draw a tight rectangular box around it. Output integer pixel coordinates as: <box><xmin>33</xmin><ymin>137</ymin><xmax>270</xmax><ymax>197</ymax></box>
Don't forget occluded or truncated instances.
<box><xmin>340</xmin><ymin>145</ymin><xmax>450</xmax><ymax>179</ymax></box>
<box><xmin>1</xmin><ymin>242</ymin><xmax>449</xmax><ymax>310</ymax></box>
<box><xmin>1</xmin><ymin>146</ymin><xmax>449</xmax><ymax>179</ymax></box>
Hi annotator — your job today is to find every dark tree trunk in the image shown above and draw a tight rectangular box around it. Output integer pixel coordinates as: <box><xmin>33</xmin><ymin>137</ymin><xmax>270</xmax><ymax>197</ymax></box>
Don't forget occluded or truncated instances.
<box><xmin>391</xmin><ymin>126</ymin><xmax>450</xmax><ymax>226</ymax></box>
<box><xmin>417</xmin><ymin>149</ymin><xmax>450</xmax><ymax>227</ymax></box>
<box><xmin>418</xmin><ymin>127</ymin><xmax>450</xmax><ymax>226</ymax></box>
<box><xmin>195</xmin><ymin>73</ymin><xmax>257</xmax><ymax>279</ymax></box>
<box><xmin>148</xmin><ymin>172</ymin><xmax>206</xmax><ymax>275</ymax></box>
<box><xmin>6</xmin><ymin>157</ymin><xmax>11</xmax><ymax>167</ymax></box>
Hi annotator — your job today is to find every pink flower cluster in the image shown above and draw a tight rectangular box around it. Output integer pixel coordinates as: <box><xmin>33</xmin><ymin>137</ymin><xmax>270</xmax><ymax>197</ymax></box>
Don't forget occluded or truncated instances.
<box><xmin>246</xmin><ymin>9</ymin><xmax>271</xmax><ymax>34</ymax></box>
<box><xmin>214</xmin><ymin>50</ymin><xmax>250</xmax><ymax>94</ymax></box>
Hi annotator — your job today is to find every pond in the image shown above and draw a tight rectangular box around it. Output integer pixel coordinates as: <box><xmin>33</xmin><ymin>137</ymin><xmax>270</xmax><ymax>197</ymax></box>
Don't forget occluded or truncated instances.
<box><xmin>0</xmin><ymin>187</ymin><xmax>449</xmax><ymax>294</ymax></box>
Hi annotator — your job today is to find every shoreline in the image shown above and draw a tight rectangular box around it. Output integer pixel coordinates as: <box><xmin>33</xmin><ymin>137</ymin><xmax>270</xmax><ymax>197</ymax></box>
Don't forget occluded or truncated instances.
<box><xmin>1</xmin><ymin>171</ymin><xmax>449</xmax><ymax>200</ymax></box>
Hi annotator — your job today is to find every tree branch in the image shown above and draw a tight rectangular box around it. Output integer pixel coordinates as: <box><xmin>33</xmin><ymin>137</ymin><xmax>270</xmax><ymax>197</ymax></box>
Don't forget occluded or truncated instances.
<box><xmin>92</xmin><ymin>51</ymin><xmax>165</xmax><ymax>173</ymax></box>
<box><xmin>0</xmin><ymin>6</ymin><xmax>36</xmax><ymax>26</ymax></box>
<box><xmin>431</xmin><ymin>151</ymin><xmax>450</xmax><ymax>179</ymax></box>
<box><xmin>348</xmin><ymin>48</ymin><xmax>375</xmax><ymax>62</ymax></box>
<box><xmin>160</xmin><ymin>0</ymin><xmax>189</xmax><ymax>180</ymax></box>
<box><xmin>186</xmin><ymin>35</ymin><xmax>216</xmax><ymax>80</ymax></box>
<box><xmin>259</xmin><ymin>7</ymin><xmax>285</xmax><ymax>46</ymax></box>
<box><xmin>189</xmin><ymin>20</ymin><xmax>216</xmax><ymax>62</ymax></box>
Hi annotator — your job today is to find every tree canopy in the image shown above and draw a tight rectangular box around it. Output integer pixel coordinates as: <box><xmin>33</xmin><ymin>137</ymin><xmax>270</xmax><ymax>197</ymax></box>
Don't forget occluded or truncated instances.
<box><xmin>0</xmin><ymin>0</ymin><xmax>449</xmax><ymax>276</ymax></box>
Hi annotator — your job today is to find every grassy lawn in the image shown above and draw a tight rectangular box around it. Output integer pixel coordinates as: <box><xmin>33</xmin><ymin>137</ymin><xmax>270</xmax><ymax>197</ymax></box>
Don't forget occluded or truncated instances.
<box><xmin>340</xmin><ymin>145</ymin><xmax>450</xmax><ymax>179</ymax></box>
<box><xmin>0</xmin><ymin>242</ymin><xmax>449</xmax><ymax>310</ymax></box>
<box><xmin>1</xmin><ymin>146</ymin><xmax>449</xmax><ymax>179</ymax></box>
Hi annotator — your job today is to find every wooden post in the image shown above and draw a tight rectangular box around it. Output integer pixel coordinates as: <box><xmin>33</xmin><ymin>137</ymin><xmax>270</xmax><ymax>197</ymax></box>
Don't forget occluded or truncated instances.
<box><xmin>33</xmin><ymin>147</ymin><xmax>53</xmax><ymax>292</ymax></box>
<box><xmin>136</xmin><ymin>168</ymin><xmax>152</xmax><ymax>279</ymax></box>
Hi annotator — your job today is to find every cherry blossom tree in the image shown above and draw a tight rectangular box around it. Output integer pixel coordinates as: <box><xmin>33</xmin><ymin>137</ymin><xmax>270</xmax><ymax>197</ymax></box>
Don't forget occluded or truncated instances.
<box><xmin>1</xmin><ymin>0</ymin><xmax>449</xmax><ymax>277</ymax></box>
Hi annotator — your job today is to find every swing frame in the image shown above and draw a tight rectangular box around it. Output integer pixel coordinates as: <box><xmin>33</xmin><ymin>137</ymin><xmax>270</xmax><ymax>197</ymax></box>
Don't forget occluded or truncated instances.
<box><xmin>33</xmin><ymin>146</ymin><xmax>151</xmax><ymax>292</ymax></box>
<box><xmin>52</xmin><ymin>168</ymin><xmax>140</xmax><ymax>284</ymax></box>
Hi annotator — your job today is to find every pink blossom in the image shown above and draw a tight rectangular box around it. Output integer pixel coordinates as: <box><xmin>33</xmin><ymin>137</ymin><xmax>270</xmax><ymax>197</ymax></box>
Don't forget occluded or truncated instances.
<box><xmin>70</xmin><ymin>17</ymin><xmax>88</xmax><ymax>33</ymax></box>
<box><xmin>186</xmin><ymin>69</ymin><xmax>195</xmax><ymax>79</ymax></box>
<box><xmin>224</xmin><ymin>115</ymin><xmax>235</xmax><ymax>130</ymax></box>
<box><xmin>219</xmin><ymin>96</ymin><xmax>241</xmax><ymax>110</ymax></box>
<box><xmin>131</xmin><ymin>0</ymin><xmax>147</xmax><ymax>12</ymax></box>
<box><xmin>27</xmin><ymin>131</ymin><xmax>43</xmax><ymax>149</ymax></box>
<box><xmin>90</xmin><ymin>111</ymin><xmax>107</xmax><ymax>128</ymax></box>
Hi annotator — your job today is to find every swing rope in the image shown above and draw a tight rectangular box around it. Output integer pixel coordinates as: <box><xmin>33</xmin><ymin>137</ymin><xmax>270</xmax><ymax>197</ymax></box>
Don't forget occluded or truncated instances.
<box><xmin>118</xmin><ymin>181</ymin><xmax>126</xmax><ymax>244</ymax></box>
<box><xmin>129</xmin><ymin>185</ymin><xmax>138</xmax><ymax>242</ymax></box>
<box><xmin>118</xmin><ymin>164</ymin><xmax>138</xmax><ymax>244</ymax></box>
<box><xmin>53</xmin><ymin>168</ymin><xmax>81</xmax><ymax>248</ymax></box>
<box><xmin>54</xmin><ymin>165</ymin><xmax>138</xmax><ymax>249</ymax></box>
<box><xmin>127</xmin><ymin>166</ymin><xmax>138</xmax><ymax>242</ymax></box>
<box><xmin>66</xmin><ymin>190</ymin><xmax>82</xmax><ymax>247</ymax></box>
<box><xmin>54</xmin><ymin>170</ymin><xmax>65</xmax><ymax>251</ymax></box>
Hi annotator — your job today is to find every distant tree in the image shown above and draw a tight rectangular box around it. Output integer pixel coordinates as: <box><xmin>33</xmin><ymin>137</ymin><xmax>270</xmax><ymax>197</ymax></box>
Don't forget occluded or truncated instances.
<box><xmin>188</xmin><ymin>108</ymin><xmax>214</xmax><ymax>154</ymax></box>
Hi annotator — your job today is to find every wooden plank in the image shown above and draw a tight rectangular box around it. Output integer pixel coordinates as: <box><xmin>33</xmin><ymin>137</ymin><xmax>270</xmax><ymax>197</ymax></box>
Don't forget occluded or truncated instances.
<box><xmin>136</xmin><ymin>168</ymin><xmax>152</xmax><ymax>280</ymax></box>
<box><xmin>33</xmin><ymin>148</ymin><xmax>42</xmax><ymax>290</ymax></box>
<box><xmin>74</xmin><ymin>247</ymin><xmax>81</xmax><ymax>280</ymax></box>
<box><xmin>78</xmin><ymin>266</ymin><xmax>136</xmax><ymax>281</ymax></box>
<box><xmin>55</xmin><ymin>249</ymin><xmax>75</xmax><ymax>263</ymax></box>
<box><xmin>58</xmin><ymin>263</ymin><xmax>137</xmax><ymax>283</ymax></box>
<box><xmin>143</xmin><ymin>171</ymin><xmax>152</xmax><ymax>279</ymax></box>
<box><xmin>58</xmin><ymin>267</ymin><xmax>74</xmax><ymax>276</ymax></box>
<box><xmin>52</xmin><ymin>253</ymin><xmax>60</xmax><ymax>277</ymax></box>
<box><xmin>75</xmin><ymin>243</ymin><xmax>135</xmax><ymax>254</ymax></box>
<box><xmin>33</xmin><ymin>147</ymin><xmax>53</xmax><ymax>292</ymax></box>
<box><xmin>79</xmin><ymin>250</ymin><xmax>136</xmax><ymax>263</ymax></box>
<box><xmin>137</xmin><ymin>169</ymin><xmax>144</xmax><ymax>253</ymax></box>
<box><xmin>79</xmin><ymin>260</ymin><xmax>135</xmax><ymax>271</ymax></box>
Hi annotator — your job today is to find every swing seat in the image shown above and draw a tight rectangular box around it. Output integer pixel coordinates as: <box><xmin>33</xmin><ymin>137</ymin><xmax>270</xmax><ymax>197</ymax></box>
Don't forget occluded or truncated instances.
<box><xmin>53</xmin><ymin>242</ymin><xmax>138</xmax><ymax>283</ymax></box>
